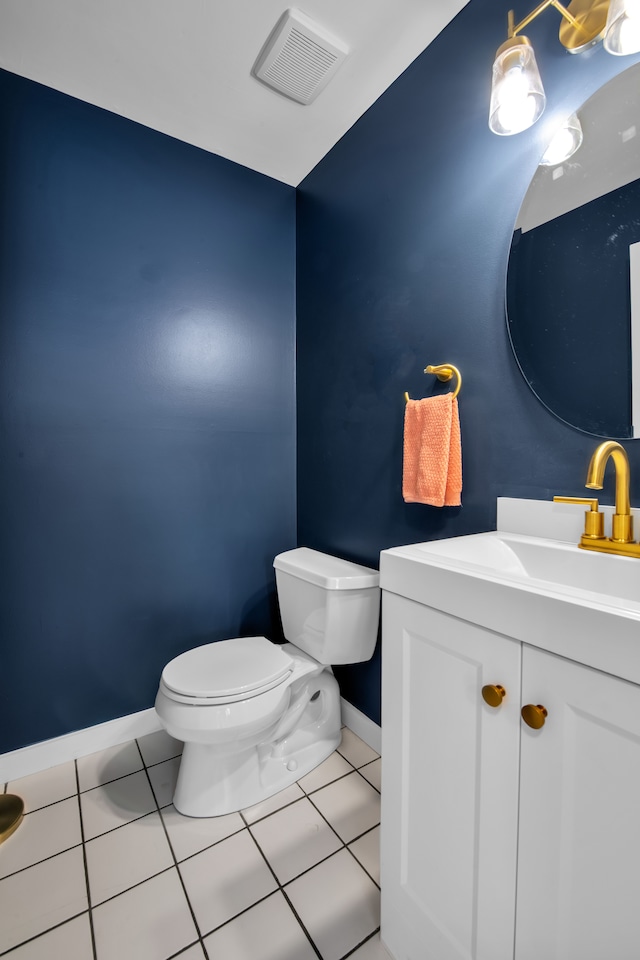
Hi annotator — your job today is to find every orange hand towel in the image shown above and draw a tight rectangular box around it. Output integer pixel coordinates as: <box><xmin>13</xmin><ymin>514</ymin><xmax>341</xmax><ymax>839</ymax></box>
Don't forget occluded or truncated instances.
<box><xmin>403</xmin><ymin>394</ymin><xmax>462</xmax><ymax>506</ymax></box>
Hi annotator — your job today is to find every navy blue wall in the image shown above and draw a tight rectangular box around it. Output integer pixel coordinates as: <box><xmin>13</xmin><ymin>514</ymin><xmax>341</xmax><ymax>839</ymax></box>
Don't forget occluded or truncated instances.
<box><xmin>297</xmin><ymin>0</ymin><xmax>640</xmax><ymax>723</ymax></box>
<box><xmin>0</xmin><ymin>71</ymin><xmax>296</xmax><ymax>753</ymax></box>
<box><xmin>4</xmin><ymin>0</ymin><xmax>640</xmax><ymax>750</ymax></box>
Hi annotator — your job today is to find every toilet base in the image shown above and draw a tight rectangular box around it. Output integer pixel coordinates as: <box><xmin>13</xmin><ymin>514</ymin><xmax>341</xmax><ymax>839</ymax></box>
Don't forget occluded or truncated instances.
<box><xmin>172</xmin><ymin>670</ymin><xmax>341</xmax><ymax>817</ymax></box>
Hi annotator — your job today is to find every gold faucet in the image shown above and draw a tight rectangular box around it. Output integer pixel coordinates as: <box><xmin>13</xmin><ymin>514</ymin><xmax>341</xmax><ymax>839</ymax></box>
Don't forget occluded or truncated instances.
<box><xmin>554</xmin><ymin>440</ymin><xmax>640</xmax><ymax>558</ymax></box>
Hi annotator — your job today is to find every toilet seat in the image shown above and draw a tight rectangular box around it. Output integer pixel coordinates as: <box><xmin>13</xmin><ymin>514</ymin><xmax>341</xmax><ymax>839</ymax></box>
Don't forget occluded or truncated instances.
<box><xmin>161</xmin><ymin>636</ymin><xmax>294</xmax><ymax>705</ymax></box>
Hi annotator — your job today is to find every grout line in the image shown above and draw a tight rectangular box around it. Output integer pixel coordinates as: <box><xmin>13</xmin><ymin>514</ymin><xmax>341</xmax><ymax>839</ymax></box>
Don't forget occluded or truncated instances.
<box><xmin>242</xmin><ymin>759</ymin><xmax>381</xmax><ymax>890</ymax></box>
<box><xmin>74</xmin><ymin>759</ymin><xmax>98</xmax><ymax>960</ymax></box>
<box><xmin>240</xmin><ymin>790</ymin><xmax>306</xmax><ymax>827</ymax></box>
<box><xmin>279</xmin><ymin>887</ymin><xmax>324</xmax><ymax>960</ymax></box>
<box><xmin>336</xmin><ymin>745</ymin><xmax>380</xmax><ymax>769</ymax></box>
<box><xmin>81</xmin><ymin>806</ymin><xmax>159</xmax><ymax>844</ymax></box>
<box><xmin>165</xmin><ymin>858</ymin><xmax>210</xmax><ymax>959</ymax></box>
<box><xmin>355</xmin><ymin>764</ymin><xmax>381</xmax><ymax>795</ymax></box>
<box><xmin>303</xmin><ymin>784</ymin><xmax>381</xmax><ymax>889</ymax></box>
<box><xmin>282</xmin><ymin>843</ymin><xmax>348</xmax><ymax>886</ymax></box>
<box><xmin>135</xmin><ymin>739</ymin><xmax>211</xmax><ymax>960</ymax></box>
<box><xmin>76</xmin><ymin>766</ymin><xmax>145</xmax><ymax>795</ymax></box>
<box><xmin>304</xmin><ymin>788</ymin><xmax>352</xmax><ymax>844</ymax></box>
<box><xmin>245</xmin><ymin>787</ymin><xmax>351</xmax><ymax>888</ymax></box>
<box><xmin>81</xmin><ymin>769</ymin><xmax>146</xmax><ymax>795</ymax></box>
<box><xmin>346</xmin><ymin>821</ymin><xmax>380</xmax><ymax>847</ymax></box>
<box><xmin>243</xmin><ymin>831</ymin><xmax>323</xmax><ymax>960</ymax></box>
<box><xmin>300</xmin><ymin>767</ymin><xmax>358</xmax><ymax>798</ymax></box>
<box><xmin>250</xmin><ymin>820</ymin><xmax>347</xmax><ymax>889</ymax></box>
<box><xmin>339</xmin><ymin>927</ymin><xmax>383</xmax><ymax>959</ymax></box>
<box><xmin>88</xmin><ymin>864</ymin><xmax>177</xmax><ymax>910</ymax></box>
<box><xmin>3</xmin><ymin>738</ymin><xmax>382</xmax><ymax>960</ymax></box>
<box><xmin>0</xmin><ymin>911</ymin><xmax>90</xmax><ymax>959</ymax></box>
<box><xmin>3</xmin><ymin>791</ymin><xmax>81</xmax><ymax>817</ymax></box>
<box><xmin>166</xmin><ymin>941</ymin><xmax>207</xmax><ymax>960</ymax></box>
<box><xmin>0</xmin><ymin>794</ymin><xmax>378</xmax><ymax>892</ymax></box>
<box><xmin>0</xmin><ymin>839</ymin><xmax>86</xmax><ymax>882</ymax></box>
<box><xmin>142</xmin><ymin>752</ymin><xmax>183</xmax><ymax>770</ymax></box>
<box><xmin>165</xmin><ymin>822</ymin><xmax>246</xmax><ymax>867</ymax></box>
<box><xmin>198</xmin><ymin>887</ymin><xmax>281</xmax><ymax>941</ymax></box>
<box><xmin>344</xmin><ymin>838</ymin><xmax>381</xmax><ymax>891</ymax></box>
<box><xmin>359</xmin><ymin>757</ymin><xmax>381</xmax><ymax>770</ymax></box>
<box><xmin>196</xmin><ymin>887</ymin><xmax>290</xmax><ymax>946</ymax></box>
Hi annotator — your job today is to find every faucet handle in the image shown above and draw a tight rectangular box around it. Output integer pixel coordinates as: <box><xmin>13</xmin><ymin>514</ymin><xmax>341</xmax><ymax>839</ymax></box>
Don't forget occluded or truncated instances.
<box><xmin>553</xmin><ymin>496</ymin><xmax>605</xmax><ymax>540</ymax></box>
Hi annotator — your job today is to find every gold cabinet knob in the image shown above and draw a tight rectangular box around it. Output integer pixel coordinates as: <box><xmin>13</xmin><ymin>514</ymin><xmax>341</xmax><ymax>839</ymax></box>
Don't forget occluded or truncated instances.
<box><xmin>521</xmin><ymin>704</ymin><xmax>548</xmax><ymax>729</ymax></box>
<box><xmin>482</xmin><ymin>684</ymin><xmax>506</xmax><ymax>708</ymax></box>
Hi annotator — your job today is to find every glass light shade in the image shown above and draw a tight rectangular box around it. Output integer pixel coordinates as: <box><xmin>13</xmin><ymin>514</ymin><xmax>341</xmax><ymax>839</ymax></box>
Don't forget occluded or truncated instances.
<box><xmin>539</xmin><ymin>113</ymin><xmax>584</xmax><ymax>165</ymax></box>
<box><xmin>489</xmin><ymin>37</ymin><xmax>546</xmax><ymax>135</ymax></box>
<box><xmin>604</xmin><ymin>0</ymin><xmax>640</xmax><ymax>54</ymax></box>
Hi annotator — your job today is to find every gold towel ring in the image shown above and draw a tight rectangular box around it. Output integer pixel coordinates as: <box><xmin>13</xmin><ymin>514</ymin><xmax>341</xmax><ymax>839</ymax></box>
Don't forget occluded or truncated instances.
<box><xmin>404</xmin><ymin>363</ymin><xmax>462</xmax><ymax>403</ymax></box>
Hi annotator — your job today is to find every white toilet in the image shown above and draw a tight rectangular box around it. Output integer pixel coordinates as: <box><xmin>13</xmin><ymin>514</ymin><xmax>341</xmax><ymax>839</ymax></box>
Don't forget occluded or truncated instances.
<box><xmin>155</xmin><ymin>548</ymin><xmax>380</xmax><ymax>817</ymax></box>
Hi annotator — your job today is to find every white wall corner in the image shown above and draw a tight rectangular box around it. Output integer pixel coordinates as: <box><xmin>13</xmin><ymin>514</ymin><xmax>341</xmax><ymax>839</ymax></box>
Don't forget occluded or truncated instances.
<box><xmin>340</xmin><ymin>697</ymin><xmax>381</xmax><ymax>754</ymax></box>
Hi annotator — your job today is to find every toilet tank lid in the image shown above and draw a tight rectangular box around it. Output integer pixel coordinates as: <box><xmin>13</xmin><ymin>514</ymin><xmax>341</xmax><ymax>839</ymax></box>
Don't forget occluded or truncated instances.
<box><xmin>273</xmin><ymin>548</ymin><xmax>379</xmax><ymax>590</ymax></box>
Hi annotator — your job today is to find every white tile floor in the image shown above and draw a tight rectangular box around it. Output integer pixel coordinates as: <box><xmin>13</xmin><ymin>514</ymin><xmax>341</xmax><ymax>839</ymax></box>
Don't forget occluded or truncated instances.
<box><xmin>1</xmin><ymin>728</ymin><xmax>391</xmax><ymax>960</ymax></box>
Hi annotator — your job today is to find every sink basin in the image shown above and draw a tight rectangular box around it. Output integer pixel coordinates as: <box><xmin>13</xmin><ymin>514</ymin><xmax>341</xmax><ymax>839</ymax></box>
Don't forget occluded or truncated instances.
<box><xmin>412</xmin><ymin>531</ymin><xmax>640</xmax><ymax>606</ymax></box>
<box><xmin>380</xmin><ymin>529</ymin><xmax>640</xmax><ymax>686</ymax></box>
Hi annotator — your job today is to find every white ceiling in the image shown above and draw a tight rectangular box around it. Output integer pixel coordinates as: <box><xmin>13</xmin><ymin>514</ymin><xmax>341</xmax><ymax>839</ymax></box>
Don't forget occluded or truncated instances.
<box><xmin>0</xmin><ymin>0</ymin><xmax>469</xmax><ymax>186</ymax></box>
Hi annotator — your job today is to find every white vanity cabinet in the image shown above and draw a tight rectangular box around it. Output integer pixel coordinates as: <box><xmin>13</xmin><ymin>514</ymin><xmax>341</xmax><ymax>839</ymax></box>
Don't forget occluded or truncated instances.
<box><xmin>515</xmin><ymin>645</ymin><xmax>640</xmax><ymax>960</ymax></box>
<box><xmin>381</xmin><ymin>592</ymin><xmax>522</xmax><ymax>960</ymax></box>
<box><xmin>381</xmin><ymin>592</ymin><xmax>640</xmax><ymax>960</ymax></box>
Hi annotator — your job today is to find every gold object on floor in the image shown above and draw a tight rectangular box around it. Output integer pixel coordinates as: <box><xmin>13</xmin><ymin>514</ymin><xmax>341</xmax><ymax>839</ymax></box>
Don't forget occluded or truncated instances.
<box><xmin>0</xmin><ymin>794</ymin><xmax>24</xmax><ymax>844</ymax></box>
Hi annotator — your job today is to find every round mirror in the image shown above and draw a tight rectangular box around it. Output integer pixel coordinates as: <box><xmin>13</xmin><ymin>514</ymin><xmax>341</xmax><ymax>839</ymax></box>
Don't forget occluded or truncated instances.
<box><xmin>507</xmin><ymin>63</ymin><xmax>640</xmax><ymax>438</ymax></box>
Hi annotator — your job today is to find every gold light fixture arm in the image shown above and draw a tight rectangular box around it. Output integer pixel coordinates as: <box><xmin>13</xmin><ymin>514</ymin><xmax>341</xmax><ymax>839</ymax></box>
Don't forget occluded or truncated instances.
<box><xmin>508</xmin><ymin>1</ymin><xmax>588</xmax><ymax>39</ymax></box>
<box><xmin>500</xmin><ymin>0</ymin><xmax>609</xmax><ymax>56</ymax></box>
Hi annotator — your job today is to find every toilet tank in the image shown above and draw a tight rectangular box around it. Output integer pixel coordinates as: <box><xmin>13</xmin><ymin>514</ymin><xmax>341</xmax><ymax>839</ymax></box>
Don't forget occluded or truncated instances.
<box><xmin>273</xmin><ymin>548</ymin><xmax>380</xmax><ymax>665</ymax></box>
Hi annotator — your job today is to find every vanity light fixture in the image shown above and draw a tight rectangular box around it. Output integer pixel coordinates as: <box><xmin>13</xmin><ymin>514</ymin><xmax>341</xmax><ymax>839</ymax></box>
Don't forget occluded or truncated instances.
<box><xmin>604</xmin><ymin>0</ymin><xmax>640</xmax><ymax>54</ymax></box>
<box><xmin>489</xmin><ymin>0</ymin><xmax>640</xmax><ymax>136</ymax></box>
<box><xmin>539</xmin><ymin>111</ymin><xmax>583</xmax><ymax>163</ymax></box>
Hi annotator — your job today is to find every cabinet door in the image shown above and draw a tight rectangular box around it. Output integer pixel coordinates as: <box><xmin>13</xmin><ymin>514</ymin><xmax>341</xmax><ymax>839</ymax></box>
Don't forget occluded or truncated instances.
<box><xmin>381</xmin><ymin>593</ymin><xmax>521</xmax><ymax>960</ymax></box>
<box><xmin>516</xmin><ymin>645</ymin><xmax>640</xmax><ymax>960</ymax></box>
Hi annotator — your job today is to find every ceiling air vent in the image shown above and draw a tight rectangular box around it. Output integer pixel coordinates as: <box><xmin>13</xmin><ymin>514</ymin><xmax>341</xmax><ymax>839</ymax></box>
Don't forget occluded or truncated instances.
<box><xmin>253</xmin><ymin>9</ymin><xmax>349</xmax><ymax>105</ymax></box>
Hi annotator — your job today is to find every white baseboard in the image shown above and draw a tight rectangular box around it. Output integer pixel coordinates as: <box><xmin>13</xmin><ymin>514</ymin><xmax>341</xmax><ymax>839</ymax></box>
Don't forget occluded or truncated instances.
<box><xmin>1</xmin><ymin>698</ymin><xmax>381</xmax><ymax>785</ymax></box>
<box><xmin>340</xmin><ymin>697</ymin><xmax>381</xmax><ymax>754</ymax></box>
<box><xmin>1</xmin><ymin>709</ymin><xmax>162</xmax><ymax>784</ymax></box>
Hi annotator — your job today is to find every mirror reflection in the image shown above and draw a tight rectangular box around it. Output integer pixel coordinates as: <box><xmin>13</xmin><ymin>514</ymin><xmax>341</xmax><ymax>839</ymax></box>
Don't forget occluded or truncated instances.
<box><xmin>507</xmin><ymin>63</ymin><xmax>640</xmax><ymax>438</ymax></box>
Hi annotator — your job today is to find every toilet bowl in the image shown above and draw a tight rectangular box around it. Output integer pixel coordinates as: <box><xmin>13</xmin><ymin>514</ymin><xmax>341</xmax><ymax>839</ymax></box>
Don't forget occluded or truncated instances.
<box><xmin>155</xmin><ymin>548</ymin><xmax>380</xmax><ymax>817</ymax></box>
